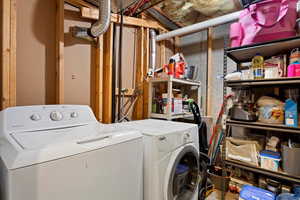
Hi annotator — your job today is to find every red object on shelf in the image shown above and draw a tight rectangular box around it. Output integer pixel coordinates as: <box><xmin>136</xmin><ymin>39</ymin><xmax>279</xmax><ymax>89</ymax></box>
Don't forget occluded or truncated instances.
<box><xmin>175</xmin><ymin>62</ymin><xmax>185</xmax><ymax>78</ymax></box>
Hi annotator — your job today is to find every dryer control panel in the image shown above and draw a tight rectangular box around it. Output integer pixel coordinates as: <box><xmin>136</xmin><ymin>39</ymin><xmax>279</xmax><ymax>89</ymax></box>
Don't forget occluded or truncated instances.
<box><xmin>0</xmin><ymin>105</ymin><xmax>97</xmax><ymax>134</ymax></box>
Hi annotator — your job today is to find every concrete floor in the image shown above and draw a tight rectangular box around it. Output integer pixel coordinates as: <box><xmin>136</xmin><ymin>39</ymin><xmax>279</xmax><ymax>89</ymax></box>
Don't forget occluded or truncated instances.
<box><xmin>206</xmin><ymin>190</ymin><xmax>239</xmax><ymax>200</ymax></box>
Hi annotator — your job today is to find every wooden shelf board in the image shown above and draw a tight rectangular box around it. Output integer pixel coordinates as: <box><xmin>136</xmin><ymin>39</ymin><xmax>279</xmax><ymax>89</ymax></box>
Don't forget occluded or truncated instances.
<box><xmin>150</xmin><ymin>77</ymin><xmax>201</xmax><ymax>86</ymax></box>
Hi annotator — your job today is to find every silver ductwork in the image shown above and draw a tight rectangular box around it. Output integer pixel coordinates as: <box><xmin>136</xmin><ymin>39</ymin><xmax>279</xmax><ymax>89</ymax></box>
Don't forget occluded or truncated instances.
<box><xmin>89</xmin><ymin>0</ymin><xmax>111</xmax><ymax>37</ymax></box>
<box><xmin>149</xmin><ymin>29</ymin><xmax>157</xmax><ymax>77</ymax></box>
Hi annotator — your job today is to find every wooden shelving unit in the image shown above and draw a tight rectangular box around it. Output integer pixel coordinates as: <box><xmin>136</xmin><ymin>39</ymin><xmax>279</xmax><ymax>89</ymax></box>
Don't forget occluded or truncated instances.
<box><xmin>148</xmin><ymin>77</ymin><xmax>201</xmax><ymax>121</ymax></box>
<box><xmin>222</xmin><ymin>37</ymin><xmax>300</xmax><ymax>195</ymax></box>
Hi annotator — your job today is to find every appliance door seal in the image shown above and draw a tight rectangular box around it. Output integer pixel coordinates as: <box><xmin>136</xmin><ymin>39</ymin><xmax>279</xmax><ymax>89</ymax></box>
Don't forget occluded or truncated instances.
<box><xmin>164</xmin><ymin>144</ymin><xmax>200</xmax><ymax>200</ymax></box>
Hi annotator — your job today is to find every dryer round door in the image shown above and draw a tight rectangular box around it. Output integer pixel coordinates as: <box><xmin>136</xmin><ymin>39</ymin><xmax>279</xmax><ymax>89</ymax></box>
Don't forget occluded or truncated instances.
<box><xmin>164</xmin><ymin>144</ymin><xmax>199</xmax><ymax>200</ymax></box>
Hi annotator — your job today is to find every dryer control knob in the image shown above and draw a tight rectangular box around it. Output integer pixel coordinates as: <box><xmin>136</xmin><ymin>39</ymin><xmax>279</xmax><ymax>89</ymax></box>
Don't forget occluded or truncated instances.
<box><xmin>70</xmin><ymin>112</ymin><xmax>78</xmax><ymax>118</ymax></box>
<box><xmin>183</xmin><ymin>133</ymin><xmax>191</xmax><ymax>142</ymax></box>
<box><xmin>50</xmin><ymin>111</ymin><xmax>63</xmax><ymax>121</ymax></box>
<box><xmin>30</xmin><ymin>114</ymin><xmax>41</xmax><ymax>121</ymax></box>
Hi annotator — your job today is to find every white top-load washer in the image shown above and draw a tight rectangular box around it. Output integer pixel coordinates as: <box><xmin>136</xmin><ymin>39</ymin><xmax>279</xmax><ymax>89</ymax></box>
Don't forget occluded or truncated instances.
<box><xmin>113</xmin><ymin>119</ymin><xmax>200</xmax><ymax>200</ymax></box>
<box><xmin>0</xmin><ymin>105</ymin><xmax>143</xmax><ymax>200</ymax></box>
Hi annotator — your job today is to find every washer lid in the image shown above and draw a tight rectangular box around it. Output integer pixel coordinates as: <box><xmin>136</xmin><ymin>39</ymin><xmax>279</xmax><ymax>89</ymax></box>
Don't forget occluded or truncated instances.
<box><xmin>11</xmin><ymin>124</ymin><xmax>101</xmax><ymax>150</ymax></box>
<box><xmin>2</xmin><ymin>124</ymin><xmax>143</xmax><ymax>169</ymax></box>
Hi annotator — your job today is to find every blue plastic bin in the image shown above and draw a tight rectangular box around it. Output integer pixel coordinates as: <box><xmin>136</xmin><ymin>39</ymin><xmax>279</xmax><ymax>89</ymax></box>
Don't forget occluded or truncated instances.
<box><xmin>240</xmin><ymin>185</ymin><xmax>276</xmax><ymax>200</ymax></box>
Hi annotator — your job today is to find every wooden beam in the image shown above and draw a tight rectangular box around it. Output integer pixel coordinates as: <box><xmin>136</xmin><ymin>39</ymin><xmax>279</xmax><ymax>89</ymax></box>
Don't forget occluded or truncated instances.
<box><xmin>81</xmin><ymin>7</ymin><xmax>167</xmax><ymax>31</ymax></box>
<box><xmin>91</xmin><ymin>35</ymin><xmax>104</xmax><ymax>121</ymax></box>
<box><xmin>174</xmin><ymin>36</ymin><xmax>181</xmax><ymax>54</ymax></box>
<box><xmin>56</xmin><ymin>0</ymin><xmax>65</xmax><ymax>104</ymax></box>
<box><xmin>9</xmin><ymin>0</ymin><xmax>16</xmax><ymax>107</ymax></box>
<box><xmin>1</xmin><ymin>0</ymin><xmax>11</xmax><ymax>109</ymax></box>
<box><xmin>143</xmin><ymin>28</ymin><xmax>150</xmax><ymax>119</ymax></box>
<box><xmin>133</xmin><ymin>27</ymin><xmax>145</xmax><ymax>120</ymax></box>
<box><xmin>64</xmin><ymin>0</ymin><xmax>96</xmax><ymax>9</ymax></box>
<box><xmin>102</xmin><ymin>23</ymin><xmax>114</xmax><ymax>124</ymax></box>
<box><xmin>160</xmin><ymin>41</ymin><xmax>166</xmax><ymax>67</ymax></box>
<box><xmin>206</xmin><ymin>27</ymin><xmax>213</xmax><ymax>116</ymax></box>
<box><xmin>1</xmin><ymin>0</ymin><xmax>16</xmax><ymax>109</ymax></box>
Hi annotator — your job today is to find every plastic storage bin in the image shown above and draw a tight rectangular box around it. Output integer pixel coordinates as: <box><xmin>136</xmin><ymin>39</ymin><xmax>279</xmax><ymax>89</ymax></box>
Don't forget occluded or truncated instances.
<box><xmin>276</xmin><ymin>193</ymin><xmax>300</xmax><ymax>200</ymax></box>
<box><xmin>260</xmin><ymin>150</ymin><xmax>281</xmax><ymax>172</ymax></box>
<box><xmin>239</xmin><ymin>185</ymin><xmax>275</xmax><ymax>200</ymax></box>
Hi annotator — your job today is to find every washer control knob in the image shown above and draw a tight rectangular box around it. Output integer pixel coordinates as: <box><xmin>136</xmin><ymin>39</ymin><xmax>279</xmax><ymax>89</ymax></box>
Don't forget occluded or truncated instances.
<box><xmin>30</xmin><ymin>114</ymin><xmax>41</xmax><ymax>121</ymax></box>
<box><xmin>50</xmin><ymin>111</ymin><xmax>63</xmax><ymax>121</ymax></box>
<box><xmin>70</xmin><ymin>112</ymin><xmax>78</xmax><ymax>118</ymax></box>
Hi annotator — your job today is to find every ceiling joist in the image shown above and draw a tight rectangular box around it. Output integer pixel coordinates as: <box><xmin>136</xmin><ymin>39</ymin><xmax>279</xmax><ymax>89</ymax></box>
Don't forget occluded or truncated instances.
<box><xmin>81</xmin><ymin>7</ymin><xmax>167</xmax><ymax>30</ymax></box>
<box><xmin>64</xmin><ymin>0</ymin><xmax>97</xmax><ymax>9</ymax></box>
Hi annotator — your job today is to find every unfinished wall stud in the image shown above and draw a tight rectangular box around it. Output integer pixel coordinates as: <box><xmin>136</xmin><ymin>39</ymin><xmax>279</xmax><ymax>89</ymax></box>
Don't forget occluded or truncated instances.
<box><xmin>174</xmin><ymin>36</ymin><xmax>181</xmax><ymax>53</ymax></box>
<box><xmin>133</xmin><ymin>27</ymin><xmax>145</xmax><ymax>120</ymax></box>
<box><xmin>143</xmin><ymin>28</ymin><xmax>150</xmax><ymax>119</ymax></box>
<box><xmin>207</xmin><ymin>27</ymin><xmax>213</xmax><ymax>116</ymax></box>
<box><xmin>1</xmin><ymin>0</ymin><xmax>17</xmax><ymax>109</ymax></box>
<box><xmin>91</xmin><ymin>35</ymin><xmax>104</xmax><ymax>121</ymax></box>
<box><xmin>56</xmin><ymin>0</ymin><xmax>65</xmax><ymax>104</ymax></box>
<box><xmin>102</xmin><ymin>23</ymin><xmax>114</xmax><ymax>123</ymax></box>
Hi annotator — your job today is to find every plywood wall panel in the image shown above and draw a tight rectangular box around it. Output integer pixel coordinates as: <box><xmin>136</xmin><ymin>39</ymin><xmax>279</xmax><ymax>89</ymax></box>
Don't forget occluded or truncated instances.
<box><xmin>64</xmin><ymin>7</ymin><xmax>91</xmax><ymax>105</ymax></box>
<box><xmin>0</xmin><ymin>0</ymin><xmax>3</xmax><ymax>110</ymax></box>
<box><xmin>16</xmin><ymin>0</ymin><xmax>56</xmax><ymax>105</ymax></box>
<box><xmin>114</xmin><ymin>25</ymin><xmax>137</xmax><ymax>90</ymax></box>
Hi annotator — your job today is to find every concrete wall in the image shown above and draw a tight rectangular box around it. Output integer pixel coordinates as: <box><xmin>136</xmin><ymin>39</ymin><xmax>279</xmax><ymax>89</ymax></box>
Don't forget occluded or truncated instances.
<box><xmin>181</xmin><ymin>31</ymin><xmax>208</xmax><ymax>113</ymax></box>
<box><xmin>181</xmin><ymin>24</ymin><xmax>236</xmax><ymax>121</ymax></box>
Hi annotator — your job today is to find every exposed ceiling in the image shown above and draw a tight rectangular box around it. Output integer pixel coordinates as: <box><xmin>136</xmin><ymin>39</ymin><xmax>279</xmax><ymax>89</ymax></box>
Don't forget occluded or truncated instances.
<box><xmin>82</xmin><ymin>0</ymin><xmax>242</xmax><ymax>28</ymax></box>
<box><xmin>157</xmin><ymin>0</ymin><xmax>242</xmax><ymax>26</ymax></box>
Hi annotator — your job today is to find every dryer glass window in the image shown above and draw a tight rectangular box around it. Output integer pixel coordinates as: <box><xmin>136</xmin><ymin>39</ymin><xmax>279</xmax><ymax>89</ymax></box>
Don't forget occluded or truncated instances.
<box><xmin>169</xmin><ymin>147</ymin><xmax>199</xmax><ymax>200</ymax></box>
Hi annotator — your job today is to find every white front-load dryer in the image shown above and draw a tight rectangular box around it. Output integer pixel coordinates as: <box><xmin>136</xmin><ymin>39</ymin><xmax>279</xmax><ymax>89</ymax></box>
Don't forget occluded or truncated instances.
<box><xmin>114</xmin><ymin>119</ymin><xmax>200</xmax><ymax>200</ymax></box>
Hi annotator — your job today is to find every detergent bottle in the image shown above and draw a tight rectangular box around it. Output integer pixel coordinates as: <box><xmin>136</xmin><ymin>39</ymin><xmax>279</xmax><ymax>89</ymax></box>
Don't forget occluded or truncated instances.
<box><xmin>252</xmin><ymin>54</ymin><xmax>265</xmax><ymax>80</ymax></box>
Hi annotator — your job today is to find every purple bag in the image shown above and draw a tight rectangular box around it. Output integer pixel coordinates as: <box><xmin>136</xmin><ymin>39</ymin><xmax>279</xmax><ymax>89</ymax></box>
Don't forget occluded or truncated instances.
<box><xmin>230</xmin><ymin>0</ymin><xmax>297</xmax><ymax>47</ymax></box>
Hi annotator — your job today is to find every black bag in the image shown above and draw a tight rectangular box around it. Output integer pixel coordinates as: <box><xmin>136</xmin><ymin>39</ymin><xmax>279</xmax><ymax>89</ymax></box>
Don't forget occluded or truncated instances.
<box><xmin>190</xmin><ymin>102</ymin><xmax>208</xmax><ymax>154</ymax></box>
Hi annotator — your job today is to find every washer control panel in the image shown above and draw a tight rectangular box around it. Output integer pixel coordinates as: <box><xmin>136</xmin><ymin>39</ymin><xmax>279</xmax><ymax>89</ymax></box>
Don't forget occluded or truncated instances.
<box><xmin>50</xmin><ymin>111</ymin><xmax>64</xmax><ymax>121</ymax></box>
<box><xmin>2</xmin><ymin>105</ymin><xmax>97</xmax><ymax>134</ymax></box>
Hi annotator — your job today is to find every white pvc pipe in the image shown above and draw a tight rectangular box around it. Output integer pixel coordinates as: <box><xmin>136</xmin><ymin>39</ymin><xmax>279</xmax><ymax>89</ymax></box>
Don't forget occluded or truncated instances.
<box><xmin>156</xmin><ymin>11</ymin><xmax>242</xmax><ymax>42</ymax></box>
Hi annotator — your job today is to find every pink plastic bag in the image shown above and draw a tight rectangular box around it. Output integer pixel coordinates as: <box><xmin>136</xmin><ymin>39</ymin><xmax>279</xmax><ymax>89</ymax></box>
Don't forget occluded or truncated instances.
<box><xmin>230</xmin><ymin>0</ymin><xmax>297</xmax><ymax>47</ymax></box>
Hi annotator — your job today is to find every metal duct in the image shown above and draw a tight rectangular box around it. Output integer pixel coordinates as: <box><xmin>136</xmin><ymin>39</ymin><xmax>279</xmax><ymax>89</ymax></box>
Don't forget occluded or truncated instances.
<box><xmin>89</xmin><ymin>0</ymin><xmax>111</xmax><ymax>37</ymax></box>
<box><xmin>149</xmin><ymin>29</ymin><xmax>157</xmax><ymax>77</ymax></box>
